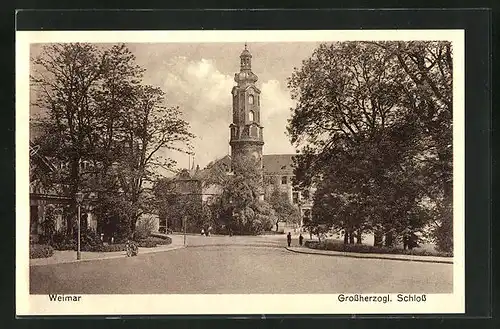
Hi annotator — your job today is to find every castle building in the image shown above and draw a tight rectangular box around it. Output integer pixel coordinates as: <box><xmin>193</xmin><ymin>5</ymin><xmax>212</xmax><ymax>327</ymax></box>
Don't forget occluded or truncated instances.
<box><xmin>229</xmin><ymin>44</ymin><xmax>264</xmax><ymax>175</ymax></box>
<box><xmin>165</xmin><ymin>45</ymin><xmax>314</xmax><ymax>233</ymax></box>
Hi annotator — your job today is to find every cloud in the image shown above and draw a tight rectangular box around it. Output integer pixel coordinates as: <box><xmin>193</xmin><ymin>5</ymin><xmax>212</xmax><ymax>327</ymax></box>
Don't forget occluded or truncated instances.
<box><xmin>155</xmin><ymin>57</ymin><xmax>297</xmax><ymax>174</ymax></box>
<box><xmin>260</xmin><ymin>80</ymin><xmax>296</xmax><ymax>155</ymax></box>
<box><xmin>158</xmin><ymin>57</ymin><xmax>234</xmax><ymax>172</ymax></box>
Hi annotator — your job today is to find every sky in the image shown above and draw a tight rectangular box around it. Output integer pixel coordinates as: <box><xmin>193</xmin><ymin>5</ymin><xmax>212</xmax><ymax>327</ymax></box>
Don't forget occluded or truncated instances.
<box><xmin>30</xmin><ymin>42</ymin><xmax>322</xmax><ymax>173</ymax></box>
<box><xmin>127</xmin><ymin>42</ymin><xmax>321</xmax><ymax>171</ymax></box>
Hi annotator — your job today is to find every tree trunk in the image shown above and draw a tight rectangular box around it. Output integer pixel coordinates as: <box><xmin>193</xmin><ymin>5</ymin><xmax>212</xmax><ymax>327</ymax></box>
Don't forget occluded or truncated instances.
<box><xmin>374</xmin><ymin>232</ymin><xmax>383</xmax><ymax>247</ymax></box>
<box><xmin>343</xmin><ymin>229</ymin><xmax>349</xmax><ymax>244</ymax></box>
<box><xmin>276</xmin><ymin>222</ymin><xmax>279</xmax><ymax>232</ymax></box>
<box><xmin>356</xmin><ymin>230</ymin><xmax>363</xmax><ymax>244</ymax></box>
<box><xmin>349</xmin><ymin>229</ymin><xmax>355</xmax><ymax>244</ymax></box>
<box><xmin>384</xmin><ymin>231</ymin><xmax>394</xmax><ymax>248</ymax></box>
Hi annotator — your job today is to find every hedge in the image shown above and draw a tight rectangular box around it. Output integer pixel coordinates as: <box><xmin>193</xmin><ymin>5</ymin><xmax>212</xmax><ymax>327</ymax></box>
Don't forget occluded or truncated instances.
<box><xmin>144</xmin><ymin>236</ymin><xmax>172</xmax><ymax>245</ymax></box>
<box><xmin>93</xmin><ymin>244</ymin><xmax>127</xmax><ymax>252</ymax></box>
<box><xmin>304</xmin><ymin>240</ymin><xmax>453</xmax><ymax>257</ymax></box>
<box><xmin>137</xmin><ymin>240</ymin><xmax>157</xmax><ymax>248</ymax></box>
<box><xmin>49</xmin><ymin>233</ymin><xmax>173</xmax><ymax>252</ymax></box>
<box><xmin>85</xmin><ymin>236</ymin><xmax>172</xmax><ymax>251</ymax></box>
<box><xmin>30</xmin><ymin>244</ymin><xmax>54</xmax><ymax>259</ymax></box>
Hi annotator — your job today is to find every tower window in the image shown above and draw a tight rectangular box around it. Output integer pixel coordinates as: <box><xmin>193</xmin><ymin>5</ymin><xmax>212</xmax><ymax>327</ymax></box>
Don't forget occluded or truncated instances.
<box><xmin>249</xmin><ymin>95</ymin><xmax>254</xmax><ymax>105</ymax></box>
<box><xmin>249</xmin><ymin>110</ymin><xmax>254</xmax><ymax>122</ymax></box>
<box><xmin>281</xmin><ymin>176</ymin><xmax>288</xmax><ymax>185</ymax></box>
<box><xmin>250</xmin><ymin>125</ymin><xmax>257</xmax><ymax>137</ymax></box>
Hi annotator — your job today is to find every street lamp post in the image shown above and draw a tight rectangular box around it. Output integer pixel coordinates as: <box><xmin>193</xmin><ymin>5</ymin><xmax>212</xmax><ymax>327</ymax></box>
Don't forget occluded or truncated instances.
<box><xmin>75</xmin><ymin>192</ymin><xmax>84</xmax><ymax>260</ymax></box>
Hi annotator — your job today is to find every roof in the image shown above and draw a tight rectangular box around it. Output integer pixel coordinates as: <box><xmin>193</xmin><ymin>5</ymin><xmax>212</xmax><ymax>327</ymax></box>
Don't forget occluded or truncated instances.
<box><xmin>262</xmin><ymin>154</ymin><xmax>296</xmax><ymax>175</ymax></box>
<box><xmin>176</xmin><ymin>153</ymin><xmax>297</xmax><ymax>184</ymax></box>
<box><xmin>205</xmin><ymin>155</ymin><xmax>232</xmax><ymax>171</ymax></box>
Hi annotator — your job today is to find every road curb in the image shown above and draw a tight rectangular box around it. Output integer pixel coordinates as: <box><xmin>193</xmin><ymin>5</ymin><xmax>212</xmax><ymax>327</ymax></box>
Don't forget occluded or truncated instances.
<box><xmin>29</xmin><ymin>245</ymin><xmax>186</xmax><ymax>267</ymax></box>
<box><xmin>285</xmin><ymin>247</ymin><xmax>453</xmax><ymax>264</ymax></box>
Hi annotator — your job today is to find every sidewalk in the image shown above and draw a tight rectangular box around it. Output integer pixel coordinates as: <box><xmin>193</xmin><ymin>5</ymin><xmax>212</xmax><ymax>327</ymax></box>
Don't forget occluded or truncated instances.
<box><xmin>30</xmin><ymin>235</ymin><xmax>185</xmax><ymax>267</ymax></box>
<box><xmin>285</xmin><ymin>246</ymin><xmax>453</xmax><ymax>264</ymax></box>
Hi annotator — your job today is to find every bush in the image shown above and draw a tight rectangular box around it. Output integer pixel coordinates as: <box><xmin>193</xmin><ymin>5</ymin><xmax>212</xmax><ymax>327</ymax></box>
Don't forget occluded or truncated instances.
<box><xmin>304</xmin><ymin>240</ymin><xmax>453</xmax><ymax>257</ymax></box>
<box><xmin>30</xmin><ymin>244</ymin><xmax>54</xmax><ymax>259</ymax></box>
<box><xmin>79</xmin><ymin>230</ymin><xmax>104</xmax><ymax>251</ymax></box>
<box><xmin>51</xmin><ymin>230</ymin><xmax>76</xmax><ymax>250</ymax></box>
<box><xmin>93</xmin><ymin>244</ymin><xmax>127</xmax><ymax>252</ymax></box>
<box><xmin>135</xmin><ymin>236</ymin><xmax>172</xmax><ymax>248</ymax></box>
<box><xmin>51</xmin><ymin>230</ymin><xmax>103</xmax><ymax>251</ymax></box>
<box><xmin>49</xmin><ymin>233</ymin><xmax>172</xmax><ymax>252</ymax></box>
<box><xmin>53</xmin><ymin>240</ymin><xmax>76</xmax><ymax>251</ymax></box>
<box><xmin>136</xmin><ymin>240</ymin><xmax>157</xmax><ymax>248</ymax></box>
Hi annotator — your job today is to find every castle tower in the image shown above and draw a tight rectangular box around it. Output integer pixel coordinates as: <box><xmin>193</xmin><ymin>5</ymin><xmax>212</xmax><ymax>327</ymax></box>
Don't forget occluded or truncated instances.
<box><xmin>229</xmin><ymin>44</ymin><xmax>264</xmax><ymax>175</ymax></box>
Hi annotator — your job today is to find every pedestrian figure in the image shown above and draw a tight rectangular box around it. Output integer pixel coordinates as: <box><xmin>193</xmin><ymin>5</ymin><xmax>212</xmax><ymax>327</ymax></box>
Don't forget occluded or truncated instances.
<box><xmin>299</xmin><ymin>234</ymin><xmax>304</xmax><ymax>246</ymax></box>
<box><xmin>287</xmin><ymin>232</ymin><xmax>292</xmax><ymax>247</ymax></box>
<box><xmin>201</xmin><ymin>228</ymin><xmax>205</xmax><ymax>236</ymax></box>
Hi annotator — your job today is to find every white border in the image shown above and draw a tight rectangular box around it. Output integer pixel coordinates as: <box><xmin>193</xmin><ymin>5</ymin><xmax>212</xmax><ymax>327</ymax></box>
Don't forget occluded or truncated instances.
<box><xmin>16</xmin><ymin>30</ymin><xmax>465</xmax><ymax>316</ymax></box>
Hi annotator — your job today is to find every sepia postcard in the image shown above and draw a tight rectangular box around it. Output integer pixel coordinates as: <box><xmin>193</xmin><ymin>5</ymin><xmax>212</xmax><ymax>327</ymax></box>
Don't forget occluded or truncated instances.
<box><xmin>16</xmin><ymin>29</ymin><xmax>465</xmax><ymax>316</ymax></box>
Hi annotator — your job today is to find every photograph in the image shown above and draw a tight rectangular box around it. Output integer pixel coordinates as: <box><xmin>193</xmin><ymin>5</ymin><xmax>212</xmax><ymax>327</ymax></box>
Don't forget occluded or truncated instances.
<box><xmin>16</xmin><ymin>30</ymin><xmax>465</xmax><ymax>315</ymax></box>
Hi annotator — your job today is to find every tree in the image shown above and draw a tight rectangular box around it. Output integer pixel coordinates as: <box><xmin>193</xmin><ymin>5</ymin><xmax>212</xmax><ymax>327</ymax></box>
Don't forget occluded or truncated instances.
<box><xmin>114</xmin><ymin>84</ymin><xmax>194</xmax><ymax>233</ymax></box>
<box><xmin>202</xmin><ymin>155</ymin><xmax>275</xmax><ymax>235</ymax></box>
<box><xmin>154</xmin><ymin>174</ymin><xmax>203</xmax><ymax>233</ymax></box>
<box><xmin>31</xmin><ymin>43</ymin><xmax>194</xmax><ymax>241</ymax></box>
<box><xmin>287</xmin><ymin>41</ymin><xmax>453</xmax><ymax>250</ymax></box>
<box><xmin>266</xmin><ymin>186</ymin><xmax>301</xmax><ymax>232</ymax></box>
<box><xmin>31</xmin><ymin>43</ymin><xmax>107</xmax><ymax>235</ymax></box>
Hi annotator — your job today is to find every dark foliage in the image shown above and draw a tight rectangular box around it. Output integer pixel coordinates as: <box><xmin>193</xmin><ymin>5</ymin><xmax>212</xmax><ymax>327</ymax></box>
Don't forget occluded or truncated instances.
<box><xmin>304</xmin><ymin>240</ymin><xmax>453</xmax><ymax>257</ymax></box>
<box><xmin>30</xmin><ymin>244</ymin><xmax>54</xmax><ymax>259</ymax></box>
<box><xmin>93</xmin><ymin>244</ymin><xmax>128</xmax><ymax>252</ymax></box>
<box><xmin>287</xmin><ymin>41</ymin><xmax>453</xmax><ymax>251</ymax></box>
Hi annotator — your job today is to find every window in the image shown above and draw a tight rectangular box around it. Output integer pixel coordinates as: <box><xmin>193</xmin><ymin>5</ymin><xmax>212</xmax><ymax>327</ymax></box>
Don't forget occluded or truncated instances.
<box><xmin>249</xmin><ymin>110</ymin><xmax>254</xmax><ymax>122</ymax></box>
<box><xmin>250</xmin><ymin>125</ymin><xmax>257</xmax><ymax>137</ymax></box>
<box><xmin>292</xmin><ymin>192</ymin><xmax>299</xmax><ymax>204</ymax></box>
<box><xmin>248</xmin><ymin>95</ymin><xmax>254</xmax><ymax>105</ymax></box>
<box><xmin>281</xmin><ymin>176</ymin><xmax>287</xmax><ymax>185</ymax></box>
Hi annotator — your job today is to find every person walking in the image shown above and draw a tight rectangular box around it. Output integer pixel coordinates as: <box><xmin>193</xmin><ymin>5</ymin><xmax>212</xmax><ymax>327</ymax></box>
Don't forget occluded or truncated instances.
<box><xmin>299</xmin><ymin>233</ymin><xmax>304</xmax><ymax>246</ymax></box>
<box><xmin>287</xmin><ymin>232</ymin><xmax>292</xmax><ymax>247</ymax></box>
<box><xmin>201</xmin><ymin>228</ymin><xmax>205</xmax><ymax>236</ymax></box>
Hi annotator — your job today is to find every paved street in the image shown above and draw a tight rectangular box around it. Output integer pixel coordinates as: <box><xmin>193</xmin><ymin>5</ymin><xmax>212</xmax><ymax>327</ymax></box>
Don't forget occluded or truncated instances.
<box><xmin>30</xmin><ymin>235</ymin><xmax>453</xmax><ymax>294</ymax></box>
